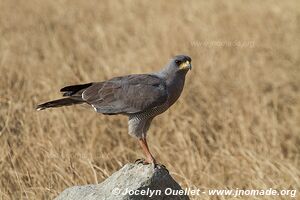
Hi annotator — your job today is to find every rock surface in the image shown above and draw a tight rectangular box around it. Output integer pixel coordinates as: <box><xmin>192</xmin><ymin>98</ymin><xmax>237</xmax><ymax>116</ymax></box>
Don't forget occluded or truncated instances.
<box><xmin>55</xmin><ymin>163</ymin><xmax>189</xmax><ymax>200</ymax></box>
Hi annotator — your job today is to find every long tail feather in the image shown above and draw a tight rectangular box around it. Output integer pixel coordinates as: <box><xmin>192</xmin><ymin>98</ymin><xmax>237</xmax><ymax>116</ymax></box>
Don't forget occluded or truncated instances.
<box><xmin>60</xmin><ymin>83</ymin><xmax>92</xmax><ymax>96</ymax></box>
<box><xmin>36</xmin><ymin>98</ymin><xmax>83</xmax><ymax>111</ymax></box>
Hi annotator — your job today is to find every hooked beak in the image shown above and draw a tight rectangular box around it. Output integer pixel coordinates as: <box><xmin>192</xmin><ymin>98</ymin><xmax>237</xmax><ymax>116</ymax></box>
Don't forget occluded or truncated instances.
<box><xmin>188</xmin><ymin>62</ymin><xmax>192</xmax><ymax>70</ymax></box>
<box><xmin>179</xmin><ymin>61</ymin><xmax>192</xmax><ymax>71</ymax></box>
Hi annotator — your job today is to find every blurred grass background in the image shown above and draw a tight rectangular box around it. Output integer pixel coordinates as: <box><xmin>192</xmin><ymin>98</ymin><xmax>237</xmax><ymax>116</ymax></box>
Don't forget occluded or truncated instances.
<box><xmin>0</xmin><ymin>0</ymin><xmax>299</xmax><ymax>199</ymax></box>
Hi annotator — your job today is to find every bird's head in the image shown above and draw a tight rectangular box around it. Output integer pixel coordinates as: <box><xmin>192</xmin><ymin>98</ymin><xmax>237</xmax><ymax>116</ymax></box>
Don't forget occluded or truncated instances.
<box><xmin>159</xmin><ymin>55</ymin><xmax>192</xmax><ymax>77</ymax></box>
<box><xmin>170</xmin><ymin>55</ymin><xmax>192</xmax><ymax>72</ymax></box>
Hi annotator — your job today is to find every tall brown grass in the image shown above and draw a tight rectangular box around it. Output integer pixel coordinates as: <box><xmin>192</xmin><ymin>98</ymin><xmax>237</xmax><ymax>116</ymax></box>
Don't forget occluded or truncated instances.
<box><xmin>0</xmin><ymin>0</ymin><xmax>299</xmax><ymax>199</ymax></box>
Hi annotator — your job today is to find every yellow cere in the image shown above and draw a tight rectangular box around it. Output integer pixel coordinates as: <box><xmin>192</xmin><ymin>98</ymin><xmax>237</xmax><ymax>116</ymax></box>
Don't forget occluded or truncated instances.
<box><xmin>179</xmin><ymin>61</ymin><xmax>191</xmax><ymax>70</ymax></box>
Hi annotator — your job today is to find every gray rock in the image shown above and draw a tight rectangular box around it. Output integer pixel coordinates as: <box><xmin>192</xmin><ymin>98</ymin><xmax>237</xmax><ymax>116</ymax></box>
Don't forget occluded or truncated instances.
<box><xmin>55</xmin><ymin>163</ymin><xmax>189</xmax><ymax>200</ymax></box>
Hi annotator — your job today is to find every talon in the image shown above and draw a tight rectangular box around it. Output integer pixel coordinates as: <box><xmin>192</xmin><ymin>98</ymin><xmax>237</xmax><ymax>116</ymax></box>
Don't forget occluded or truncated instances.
<box><xmin>135</xmin><ymin>158</ymin><xmax>153</xmax><ymax>165</ymax></box>
<box><xmin>151</xmin><ymin>162</ymin><xmax>156</xmax><ymax>169</ymax></box>
<box><xmin>135</xmin><ymin>158</ymin><xmax>144</xmax><ymax>164</ymax></box>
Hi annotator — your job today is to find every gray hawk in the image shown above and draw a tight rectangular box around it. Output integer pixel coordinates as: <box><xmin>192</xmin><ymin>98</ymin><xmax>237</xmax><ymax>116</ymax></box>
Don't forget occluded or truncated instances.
<box><xmin>37</xmin><ymin>55</ymin><xmax>192</xmax><ymax>165</ymax></box>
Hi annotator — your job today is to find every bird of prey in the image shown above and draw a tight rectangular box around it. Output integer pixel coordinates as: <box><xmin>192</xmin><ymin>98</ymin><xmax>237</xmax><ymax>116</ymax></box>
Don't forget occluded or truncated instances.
<box><xmin>37</xmin><ymin>55</ymin><xmax>192</xmax><ymax>165</ymax></box>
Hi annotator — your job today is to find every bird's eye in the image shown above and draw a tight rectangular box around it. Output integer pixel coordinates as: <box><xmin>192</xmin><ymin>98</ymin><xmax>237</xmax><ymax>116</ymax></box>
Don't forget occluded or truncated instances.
<box><xmin>175</xmin><ymin>60</ymin><xmax>181</xmax><ymax>65</ymax></box>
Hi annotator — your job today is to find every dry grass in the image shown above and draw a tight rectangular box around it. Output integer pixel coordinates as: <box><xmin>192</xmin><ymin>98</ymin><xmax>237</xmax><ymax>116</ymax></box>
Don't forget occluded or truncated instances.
<box><xmin>0</xmin><ymin>0</ymin><xmax>300</xmax><ymax>199</ymax></box>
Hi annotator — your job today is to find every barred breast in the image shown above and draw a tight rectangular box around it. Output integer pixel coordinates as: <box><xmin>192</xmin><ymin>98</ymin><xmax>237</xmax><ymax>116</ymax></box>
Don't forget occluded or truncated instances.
<box><xmin>128</xmin><ymin>102</ymin><xmax>169</xmax><ymax>138</ymax></box>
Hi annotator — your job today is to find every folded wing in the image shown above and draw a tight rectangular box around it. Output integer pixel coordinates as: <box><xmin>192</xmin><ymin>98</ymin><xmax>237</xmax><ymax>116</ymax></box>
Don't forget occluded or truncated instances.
<box><xmin>82</xmin><ymin>74</ymin><xmax>168</xmax><ymax>115</ymax></box>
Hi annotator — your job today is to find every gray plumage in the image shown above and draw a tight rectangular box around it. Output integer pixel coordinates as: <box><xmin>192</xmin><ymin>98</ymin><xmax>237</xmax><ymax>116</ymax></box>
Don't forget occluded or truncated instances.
<box><xmin>82</xmin><ymin>74</ymin><xmax>168</xmax><ymax>114</ymax></box>
<box><xmin>37</xmin><ymin>55</ymin><xmax>192</xmax><ymax>138</ymax></box>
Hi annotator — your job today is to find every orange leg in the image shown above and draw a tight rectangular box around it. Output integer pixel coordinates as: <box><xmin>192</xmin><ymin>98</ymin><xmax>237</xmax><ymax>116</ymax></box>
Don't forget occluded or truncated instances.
<box><xmin>138</xmin><ymin>138</ymin><xmax>156</xmax><ymax>164</ymax></box>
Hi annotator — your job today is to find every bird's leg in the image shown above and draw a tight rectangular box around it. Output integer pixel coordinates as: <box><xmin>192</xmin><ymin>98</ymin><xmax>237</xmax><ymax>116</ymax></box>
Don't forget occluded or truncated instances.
<box><xmin>138</xmin><ymin>137</ymin><xmax>156</xmax><ymax>164</ymax></box>
<box><xmin>137</xmin><ymin>138</ymin><xmax>169</xmax><ymax>173</ymax></box>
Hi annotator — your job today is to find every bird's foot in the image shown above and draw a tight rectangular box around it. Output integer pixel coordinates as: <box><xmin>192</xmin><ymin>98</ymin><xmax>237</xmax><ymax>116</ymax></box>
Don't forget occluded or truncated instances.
<box><xmin>134</xmin><ymin>159</ymin><xmax>169</xmax><ymax>173</ymax></box>
<box><xmin>135</xmin><ymin>157</ymin><xmax>156</xmax><ymax>165</ymax></box>
<box><xmin>135</xmin><ymin>158</ymin><xmax>148</xmax><ymax>165</ymax></box>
